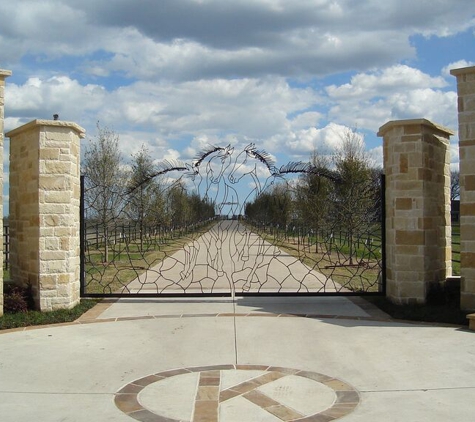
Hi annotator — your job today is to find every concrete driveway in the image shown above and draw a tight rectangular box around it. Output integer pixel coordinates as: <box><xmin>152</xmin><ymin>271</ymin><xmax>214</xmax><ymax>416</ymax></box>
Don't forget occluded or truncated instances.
<box><xmin>120</xmin><ymin>220</ymin><xmax>360</xmax><ymax>295</ymax></box>
<box><xmin>0</xmin><ymin>296</ymin><xmax>473</xmax><ymax>421</ymax></box>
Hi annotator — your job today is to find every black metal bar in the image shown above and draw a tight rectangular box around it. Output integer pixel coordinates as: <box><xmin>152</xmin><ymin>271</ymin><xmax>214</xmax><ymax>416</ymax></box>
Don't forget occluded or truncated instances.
<box><xmin>79</xmin><ymin>290</ymin><xmax>385</xmax><ymax>299</ymax></box>
<box><xmin>83</xmin><ymin>291</ymin><xmax>381</xmax><ymax>299</ymax></box>
<box><xmin>80</xmin><ymin>175</ymin><xmax>85</xmax><ymax>297</ymax></box>
<box><xmin>380</xmin><ymin>173</ymin><xmax>387</xmax><ymax>296</ymax></box>
<box><xmin>81</xmin><ymin>292</ymin><xmax>233</xmax><ymax>298</ymax></box>
<box><xmin>3</xmin><ymin>224</ymin><xmax>9</xmax><ymax>271</ymax></box>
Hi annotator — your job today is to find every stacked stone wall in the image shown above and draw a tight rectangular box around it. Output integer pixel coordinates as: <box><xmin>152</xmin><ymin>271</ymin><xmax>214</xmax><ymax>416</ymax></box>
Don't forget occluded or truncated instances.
<box><xmin>379</xmin><ymin>119</ymin><xmax>452</xmax><ymax>304</ymax></box>
<box><xmin>6</xmin><ymin>120</ymin><xmax>84</xmax><ymax>311</ymax></box>
<box><xmin>451</xmin><ymin>66</ymin><xmax>475</xmax><ymax>311</ymax></box>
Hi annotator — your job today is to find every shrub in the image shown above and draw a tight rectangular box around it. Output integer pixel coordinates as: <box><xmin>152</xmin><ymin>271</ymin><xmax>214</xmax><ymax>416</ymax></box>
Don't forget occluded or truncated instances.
<box><xmin>4</xmin><ymin>287</ymin><xmax>28</xmax><ymax>313</ymax></box>
<box><xmin>3</xmin><ymin>284</ymin><xmax>33</xmax><ymax>314</ymax></box>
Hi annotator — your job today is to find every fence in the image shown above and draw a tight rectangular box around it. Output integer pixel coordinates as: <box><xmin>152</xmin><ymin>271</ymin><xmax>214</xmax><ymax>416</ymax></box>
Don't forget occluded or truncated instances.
<box><xmin>452</xmin><ymin>222</ymin><xmax>461</xmax><ymax>275</ymax></box>
<box><xmin>3</xmin><ymin>224</ymin><xmax>8</xmax><ymax>271</ymax></box>
<box><xmin>1</xmin><ymin>221</ymin><xmax>464</xmax><ymax>275</ymax></box>
<box><xmin>83</xmin><ymin>220</ymin><xmax>210</xmax><ymax>251</ymax></box>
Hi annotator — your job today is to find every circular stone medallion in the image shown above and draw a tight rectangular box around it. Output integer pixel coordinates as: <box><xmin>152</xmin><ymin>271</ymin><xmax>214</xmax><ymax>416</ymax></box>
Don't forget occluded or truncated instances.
<box><xmin>115</xmin><ymin>365</ymin><xmax>359</xmax><ymax>421</ymax></box>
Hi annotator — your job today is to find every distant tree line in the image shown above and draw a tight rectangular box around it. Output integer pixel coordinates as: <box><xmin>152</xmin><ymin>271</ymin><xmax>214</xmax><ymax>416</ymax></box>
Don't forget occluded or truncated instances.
<box><xmin>82</xmin><ymin>125</ymin><xmax>385</xmax><ymax>263</ymax></box>
<box><xmin>82</xmin><ymin>124</ymin><xmax>214</xmax><ymax>260</ymax></box>
<box><xmin>245</xmin><ymin>128</ymin><xmax>383</xmax><ymax>261</ymax></box>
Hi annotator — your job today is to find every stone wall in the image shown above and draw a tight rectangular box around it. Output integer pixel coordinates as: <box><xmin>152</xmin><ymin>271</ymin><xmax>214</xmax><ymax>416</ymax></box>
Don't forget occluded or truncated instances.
<box><xmin>0</xmin><ymin>69</ymin><xmax>12</xmax><ymax>316</ymax></box>
<box><xmin>378</xmin><ymin>119</ymin><xmax>453</xmax><ymax>305</ymax></box>
<box><xmin>451</xmin><ymin>66</ymin><xmax>475</xmax><ymax>311</ymax></box>
<box><xmin>6</xmin><ymin>120</ymin><xmax>85</xmax><ymax>311</ymax></box>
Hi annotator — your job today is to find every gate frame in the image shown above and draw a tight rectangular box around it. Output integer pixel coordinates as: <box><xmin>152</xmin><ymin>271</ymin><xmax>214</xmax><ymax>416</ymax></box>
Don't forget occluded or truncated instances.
<box><xmin>79</xmin><ymin>171</ymin><xmax>387</xmax><ymax>298</ymax></box>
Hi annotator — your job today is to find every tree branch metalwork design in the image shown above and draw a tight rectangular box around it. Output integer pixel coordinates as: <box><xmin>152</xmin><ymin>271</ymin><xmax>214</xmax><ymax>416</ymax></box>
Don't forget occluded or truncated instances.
<box><xmin>81</xmin><ymin>144</ymin><xmax>384</xmax><ymax>296</ymax></box>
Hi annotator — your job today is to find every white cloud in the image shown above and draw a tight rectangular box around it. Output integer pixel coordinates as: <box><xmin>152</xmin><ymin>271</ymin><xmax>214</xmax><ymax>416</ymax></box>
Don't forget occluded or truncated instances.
<box><xmin>326</xmin><ymin>65</ymin><xmax>458</xmax><ymax>132</ymax></box>
<box><xmin>450</xmin><ymin>143</ymin><xmax>460</xmax><ymax>170</ymax></box>
<box><xmin>326</xmin><ymin>65</ymin><xmax>447</xmax><ymax>100</ymax></box>
<box><xmin>368</xmin><ymin>145</ymin><xmax>383</xmax><ymax>168</ymax></box>
<box><xmin>290</xmin><ymin>112</ymin><xmax>323</xmax><ymax>130</ymax></box>
<box><xmin>5</xmin><ymin>62</ymin><xmax>460</xmax><ymax>167</ymax></box>
<box><xmin>442</xmin><ymin>60</ymin><xmax>475</xmax><ymax>77</ymax></box>
<box><xmin>5</xmin><ymin>76</ymin><xmax>106</xmax><ymax>123</ymax></box>
<box><xmin>99</xmin><ymin>77</ymin><xmax>318</xmax><ymax>140</ymax></box>
<box><xmin>1</xmin><ymin>0</ymin><xmax>473</xmax><ymax>180</ymax></box>
<box><xmin>4</xmin><ymin>117</ymin><xmax>24</xmax><ymax>133</ymax></box>
<box><xmin>4</xmin><ymin>73</ymin><xmax>323</xmax><ymax>165</ymax></box>
<box><xmin>0</xmin><ymin>1</ymin><xmax>106</xmax><ymax>63</ymax></box>
<box><xmin>264</xmin><ymin>122</ymin><xmax>355</xmax><ymax>160</ymax></box>
<box><xmin>389</xmin><ymin>89</ymin><xmax>457</xmax><ymax>124</ymax></box>
<box><xmin>2</xmin><ymin>1</ymin><xmax>474</xmax><ymax>82</ymax></box>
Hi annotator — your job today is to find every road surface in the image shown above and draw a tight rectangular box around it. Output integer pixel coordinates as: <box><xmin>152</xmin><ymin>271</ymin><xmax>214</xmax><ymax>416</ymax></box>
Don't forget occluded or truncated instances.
<box><xmin>123</xmin><ymin>220</ymin><xmax>342</xmax><ymax>295</ymax></box>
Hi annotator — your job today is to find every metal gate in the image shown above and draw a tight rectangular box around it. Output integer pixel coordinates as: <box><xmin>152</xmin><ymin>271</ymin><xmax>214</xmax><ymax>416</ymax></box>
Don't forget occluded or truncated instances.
<box><xmin>80</xmin><ymin>144</ymin><xmax>385</xmax><ymax>297</ymax></box>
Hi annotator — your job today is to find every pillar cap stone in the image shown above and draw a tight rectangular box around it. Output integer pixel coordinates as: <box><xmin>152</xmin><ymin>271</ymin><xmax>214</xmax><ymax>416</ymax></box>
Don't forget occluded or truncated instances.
<box><xmin>6</xmin><ymin>119</ymin><xmax>86</xmax><ymax>139</ymax></box>
<box><xmin>377</xmin><ymin>118</ymin><xmax>454</xmax><ymax>138</ymax></box>
<box><xmin>450</xmin><ymin>66</ymin><xmax>475</xmax><ymax>76</ymax></box>
<box><xmin>0</xmin><ymin>69</ymin><xmax>12</xmax><ymax>78</ymax></box>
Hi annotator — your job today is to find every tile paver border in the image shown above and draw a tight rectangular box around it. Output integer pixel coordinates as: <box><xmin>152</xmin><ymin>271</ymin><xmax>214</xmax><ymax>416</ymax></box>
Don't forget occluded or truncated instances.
<box><xmin>1</xmin><ymin>300</ymin><xmax>469</xmax><ymax>335</ymax></box>
<box><xmin>0</xmin><ymin>306</ymin><xmax>468</xmax><ymax>335</ymax></box>
<box><xmin>114</xmin><ymin>364</ymin><xmax>360</xmax><ymax>422</ymax></box>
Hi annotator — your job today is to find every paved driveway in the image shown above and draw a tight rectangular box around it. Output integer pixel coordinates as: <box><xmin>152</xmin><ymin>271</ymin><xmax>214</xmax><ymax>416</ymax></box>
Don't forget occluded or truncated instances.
<box><xmin>0</xmin><ymin>296</ymin><xmax>474</xmax><ymax>421</ymax></box>
<box><xmin>126</xmin><ymin>220</ymin><xmax>344</xmax><ymax>294</ymax></box>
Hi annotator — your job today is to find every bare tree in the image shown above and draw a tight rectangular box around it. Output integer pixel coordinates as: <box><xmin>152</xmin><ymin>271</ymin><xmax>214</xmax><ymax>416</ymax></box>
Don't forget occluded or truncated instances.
<box><xmin>451</xmin><ymin>169</ymin><xmax>460</xmax><ymax>201</ymax></box>
<box><xmin>82</xmin><ymin>124</ymin><xmax>126</xmax><ymax>262</ymax></box>
<box><xmin>295</xmin><ymin>150</ymin><xmax>332</xmax><ymax>252</ymax></box>
<box><xmin>127</xmin><ymin>145</ymin><xmax>159</xmax><ymax>251</ymax></box>
<box><xmin>332</xmin><ymin>127</ymin><xmax>374</xmax><ymax>265</ymax></box>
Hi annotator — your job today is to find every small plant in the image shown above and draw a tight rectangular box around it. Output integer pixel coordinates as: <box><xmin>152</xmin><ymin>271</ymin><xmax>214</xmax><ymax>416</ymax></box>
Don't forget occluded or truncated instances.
<box><xmin>0</xmin><ymin>299</ymin><xmax>99</xmax><ymax>330</ymax></box>
<box><xmin>3</xmin><ymin>286</ymin><xmax>29</xmax><ymax>313</ymax></box>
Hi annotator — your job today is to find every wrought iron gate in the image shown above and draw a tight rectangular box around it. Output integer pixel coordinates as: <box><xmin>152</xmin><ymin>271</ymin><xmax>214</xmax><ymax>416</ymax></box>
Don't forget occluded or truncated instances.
<box><xmin>80</xmin><ymin>144</ymin><xmax>385</xmax><ymax>297</ymax></box>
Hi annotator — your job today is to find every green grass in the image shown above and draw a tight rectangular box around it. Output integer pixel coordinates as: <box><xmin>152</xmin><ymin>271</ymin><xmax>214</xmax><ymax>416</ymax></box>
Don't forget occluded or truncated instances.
<box><xmin>247</xmin><ymin>223</ymin><xmax>382</xmax><ymax>293</ymax></box>
<box><xmin>84</xmin><ymin>222</ymin><xmax>215</xmax><ymax>294</ymax></box>
<box><xmin>0</xmin><ymin>299</ymin><xmax>99</xmax><ymax>330</ymax></box>
<box><xmin>1</xmin><ymin>221</ymin><xmax>466</xmax><ymax>327</ymax></box>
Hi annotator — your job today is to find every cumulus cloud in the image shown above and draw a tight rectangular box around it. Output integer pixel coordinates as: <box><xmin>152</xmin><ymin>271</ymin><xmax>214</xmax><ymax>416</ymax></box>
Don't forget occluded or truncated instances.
<box><xmin>290</xmin><ymin>112</ymin><xmax>323</xmax><ymax>130</ymax></box>
<box><xmin>97</xmin><ymin>77</ymin><xmax>318</xmax><ymax>140</ymax></box>
<box><xmin>1</xmin><ymin>1</ymin><xmax>474</xmax><ymax>82</ymax></box>
<box><xmin>442</xmin><ymin>60</ymin><xmax>475</xmax><ymax>77</ymax></box>
<box><xmin>5</xmin><ymin>76</ymin><xmax>106</xmax><ymax>124</ymax></box>
<box><xmin>326</xmin><ymin>65</ymin><xmax>448</xmax><ymax>99</ymax></box>
<box><xmin>326</xmin><ymin>65</ymin><xmax>458</xmax><ymax>132</ymax></box>
<box><xmin>1</xmin><ymin>0</ymin><xmax>472</xmax><ymax>176</ymax></box>
<box><xmin>263</xmin><ymin>122</ymin><xmax>356</xmax><ymax>161</ymax></box>
<box><xmin>3</xmin><ymin>73</ymin><xmax>323</xmax><ymax>161</ymax></box>
<box><xmin>3</xmin><ymin>62</ymin><xmax>461</xmax><ymax>166</ymax></box>
<box><xmin>75</xmin><ymin>0</ymin><xmax>475</xmax><ymax>49</ymax></box>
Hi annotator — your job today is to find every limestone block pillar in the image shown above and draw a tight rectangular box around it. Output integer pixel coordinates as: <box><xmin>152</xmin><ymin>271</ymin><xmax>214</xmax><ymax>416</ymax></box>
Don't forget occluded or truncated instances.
<box><xmin>0</xmin><ymin>69</ymin><xmax>12</xmax><ymax>316</ymax></box>
<box><xmin>378</xmin><ymin>119</ymin><xmax>453</xmax><ymax>305</ymax></box>
<box><xmin>6</xmin><ymin>120</ymin><xmax>85</xmax><ymax>311</ymax></box>
<box><xmin>451</xmin><ymin>66</ymin><xmax>475</xmax><ymax>311</ymax></box>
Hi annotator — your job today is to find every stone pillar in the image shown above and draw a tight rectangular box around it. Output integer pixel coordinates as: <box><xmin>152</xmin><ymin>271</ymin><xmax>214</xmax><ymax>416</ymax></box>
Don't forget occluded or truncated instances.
<box><xmin>378</xmin><ymin>119</ymin><xmax>453</xmax><ymax>305</ymax></box>
<box><xmin>6</xmin><ymin>120</ymin><xmax>85</xmax><ymax>311</ymax></box>
<box><xmin>0</xmin><ymin>69</ymin><xmax>12</xmax><ymax>316</ymax></box>
<box><xmin>451</xmin><ymin>66</ymin><xmax>475</xmax><ymax>311</ymax></box>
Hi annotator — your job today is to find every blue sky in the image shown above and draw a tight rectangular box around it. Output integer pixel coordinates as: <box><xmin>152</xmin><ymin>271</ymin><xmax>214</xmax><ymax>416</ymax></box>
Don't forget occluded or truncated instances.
<box><xmin>1</xmin><ymin>0</ymin><xmax>474</xmax><ymax>215</ymax></box>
